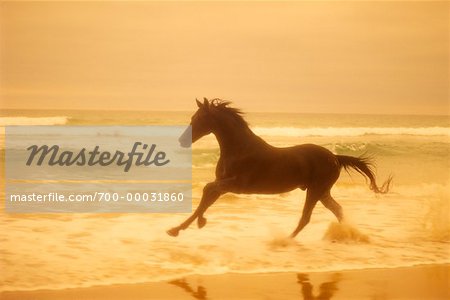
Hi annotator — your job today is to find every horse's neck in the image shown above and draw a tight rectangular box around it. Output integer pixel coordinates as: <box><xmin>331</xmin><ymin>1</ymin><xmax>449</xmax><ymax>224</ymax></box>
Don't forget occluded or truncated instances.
<box><xmin>213</xmin><ymin>123</ymin><xmax>264</xmax><ymax>156</ymax></box>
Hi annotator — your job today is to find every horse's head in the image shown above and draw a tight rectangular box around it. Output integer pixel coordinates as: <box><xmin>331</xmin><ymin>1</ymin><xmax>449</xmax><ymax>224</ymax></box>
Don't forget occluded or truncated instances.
<box><xmin>179</xmin><ymin>98</ymin><xmax>215</xmax><ymax>148</ymax></box>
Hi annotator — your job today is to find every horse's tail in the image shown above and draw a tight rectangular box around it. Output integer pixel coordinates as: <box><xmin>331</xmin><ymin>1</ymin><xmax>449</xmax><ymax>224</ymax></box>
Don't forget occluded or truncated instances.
<box><xmin>336</xmin><ymin>155</ymin><xmax>392</xmax><ymax>194</ymax></box>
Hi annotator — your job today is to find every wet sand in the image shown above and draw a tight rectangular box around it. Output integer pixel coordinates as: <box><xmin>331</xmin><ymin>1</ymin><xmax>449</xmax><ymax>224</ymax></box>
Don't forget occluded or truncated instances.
<box><xmin>1</xmin><ymin>264</ymin><xmax>448</xmax><ymax>300</ymax></box>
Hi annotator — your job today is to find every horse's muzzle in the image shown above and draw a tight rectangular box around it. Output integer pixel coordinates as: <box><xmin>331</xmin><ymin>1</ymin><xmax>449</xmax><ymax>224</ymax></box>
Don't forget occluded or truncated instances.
<box><xmin>178</xmin><ymin>137</ymin><xmax>191</xmax><ymax>148</ymax></box>
<box><xmin>178</xmin><ymin>126</ymin><xmax>192</xmax><ymax>148</ymax></box>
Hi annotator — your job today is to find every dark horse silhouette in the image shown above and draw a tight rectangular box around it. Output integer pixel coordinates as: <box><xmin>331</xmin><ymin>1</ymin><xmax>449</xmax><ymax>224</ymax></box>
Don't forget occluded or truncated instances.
<box><xmin>167</xmin><ymin>98</ymin><xmax>391</xmax><ymax>238</ymax></box>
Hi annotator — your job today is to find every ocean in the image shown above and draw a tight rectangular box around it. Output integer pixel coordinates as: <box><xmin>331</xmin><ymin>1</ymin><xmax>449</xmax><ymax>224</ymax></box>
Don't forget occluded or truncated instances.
<box><xmin>0</xmin><ymin>109</ymin><xmax>449</xmax><ymax>292</ymax></box>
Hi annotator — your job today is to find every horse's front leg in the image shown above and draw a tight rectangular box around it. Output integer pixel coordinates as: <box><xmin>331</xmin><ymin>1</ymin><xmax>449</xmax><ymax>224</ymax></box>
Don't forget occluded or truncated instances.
<box><xmin>167</xmin><ymin>180</ymin><xmax>230</xmax><ymax>237</ymax></box>
<box><xmin>196</xmin><ymin>182</ymin><xmax>222</xmax><ymax>229</ymax></box>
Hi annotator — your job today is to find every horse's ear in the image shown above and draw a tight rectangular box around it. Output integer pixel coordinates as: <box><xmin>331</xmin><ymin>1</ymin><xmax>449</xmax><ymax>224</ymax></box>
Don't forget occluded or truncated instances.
<box><xmin>196</xmin><ymin>98</ymin><xmax>202</xmax><ymax>108</ymax></box>
<box><xmin>203</xmin><ymin>98</ymin><xmax>209</xmax><ymax>110</ymax></box>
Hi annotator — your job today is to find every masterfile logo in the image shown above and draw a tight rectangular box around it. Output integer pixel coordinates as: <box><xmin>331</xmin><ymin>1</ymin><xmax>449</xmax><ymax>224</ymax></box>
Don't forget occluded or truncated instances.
<box><xmin>26</xmin><ymin>142</ymin><xmax>170</xmax><ymax>172</ymax></box>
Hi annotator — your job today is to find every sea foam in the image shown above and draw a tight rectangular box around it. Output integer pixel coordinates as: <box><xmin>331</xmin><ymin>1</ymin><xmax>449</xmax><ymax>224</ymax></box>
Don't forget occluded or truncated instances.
<box><xmin>0</xmin><ymin>116</ymin><xmax>69</xmax><ymax>126</ymax></box>
<box><xmin>252</xmin><ymin>126</ymin><xmax>450</xmax><ymax>137</ymax></box>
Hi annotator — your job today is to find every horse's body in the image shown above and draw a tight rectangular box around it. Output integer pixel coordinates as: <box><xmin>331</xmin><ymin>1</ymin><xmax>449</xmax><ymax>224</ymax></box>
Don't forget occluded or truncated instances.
<box><xmin>216</xmin><ymin>143</ymin><xmax>339</xmax><ymax>194</ymax></box>
<box><xmin>167</xmin><ymin>98</ymin><xmax>391</xmax><ymax>238</ymax></box>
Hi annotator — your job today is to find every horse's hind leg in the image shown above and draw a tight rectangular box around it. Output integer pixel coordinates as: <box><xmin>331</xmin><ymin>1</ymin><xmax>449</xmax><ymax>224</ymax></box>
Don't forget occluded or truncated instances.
<box><xmin>290</xmin><ymin>189</ymin><xmax>321</xmax><ymax>238</ymax></box>
<box><xmin>320</xmin><ymin>192</ymin><xmax>344</xmax><ymax>222</ymax></box>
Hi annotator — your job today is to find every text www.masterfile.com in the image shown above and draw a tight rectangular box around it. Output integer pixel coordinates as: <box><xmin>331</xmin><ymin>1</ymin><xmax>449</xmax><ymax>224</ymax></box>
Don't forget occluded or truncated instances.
<box><xmin>9</xmin><ymin>192</ymin><xmax>185</xmax><ymax>202</ymax></box>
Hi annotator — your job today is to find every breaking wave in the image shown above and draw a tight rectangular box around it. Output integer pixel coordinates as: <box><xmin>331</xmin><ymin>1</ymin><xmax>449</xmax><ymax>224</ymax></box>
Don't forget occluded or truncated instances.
<box><xmin>0</xmin><ymin>116</ymin><xmax>69</xmax><ymax>126</ymax></box>
<box><xmin>252</xmin><ymin>126</ymin><xmax>450</xmax><ymax>137</ymax></box>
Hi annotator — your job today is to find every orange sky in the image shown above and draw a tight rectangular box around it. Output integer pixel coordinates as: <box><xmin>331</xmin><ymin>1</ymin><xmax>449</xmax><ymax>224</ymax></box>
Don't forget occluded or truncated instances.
<box><xmin>0</xmin><ymin>1</ymin><xmax>448</xmax><ymax>114</ymax></box>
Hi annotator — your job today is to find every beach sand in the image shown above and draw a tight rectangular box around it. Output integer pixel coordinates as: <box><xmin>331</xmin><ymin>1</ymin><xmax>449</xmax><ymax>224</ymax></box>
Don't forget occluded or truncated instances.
<box><xmin>1</xmin><ymin>264</ymin><xmax>448</xmax><ymax>300</ymax></box>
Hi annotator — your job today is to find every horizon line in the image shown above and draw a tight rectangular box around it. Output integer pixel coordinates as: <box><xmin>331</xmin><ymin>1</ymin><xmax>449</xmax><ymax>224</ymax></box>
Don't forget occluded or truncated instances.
<box><xmin>1</xmin><ymin>107</ymin><xmax>448</xmax><ymax>117</ymax></box>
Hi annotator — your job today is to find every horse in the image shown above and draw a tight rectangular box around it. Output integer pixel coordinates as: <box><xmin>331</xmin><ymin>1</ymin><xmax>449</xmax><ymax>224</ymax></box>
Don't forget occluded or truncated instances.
<box><xmin>167</xmin><ymin>98</ymin><xmax>392</xmax><ymax>238</ymax></box>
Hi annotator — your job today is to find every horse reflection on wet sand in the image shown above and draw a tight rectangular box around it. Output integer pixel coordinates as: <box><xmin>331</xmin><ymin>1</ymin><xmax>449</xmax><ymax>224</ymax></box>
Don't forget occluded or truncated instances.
<box><xmin>297</xmin><ymin>273</ymin><xmax>341</xmax><ymax>300</ymax></box>
<box><xmin>168</xmin><ymin>279</ymin><xmax>207</xmax><ymax>300</ymax></box>
<box><xmin>168</xmin><ymin>273</ymin><xmax>341</xmax><ymax>300</ymax></box>
<box><xmin>167</xmin><ymin>98</ymin><xmax>392</xmax><ymax>238</ymax></box>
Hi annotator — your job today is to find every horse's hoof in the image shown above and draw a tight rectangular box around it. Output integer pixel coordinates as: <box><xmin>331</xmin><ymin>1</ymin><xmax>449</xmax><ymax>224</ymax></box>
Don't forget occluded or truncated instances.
<box><xmin>166</xmin><ymin>228</ymin><xmax>179</xmax><ymax>237</ymax></box>
<box><xmin>197</xmin><ymin>217</ymin><xmax>207</xmax><ymax>229</ymax></box>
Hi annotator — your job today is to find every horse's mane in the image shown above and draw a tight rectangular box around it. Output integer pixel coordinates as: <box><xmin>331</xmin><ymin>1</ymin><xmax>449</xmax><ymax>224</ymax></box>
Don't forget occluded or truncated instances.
<box><xmin>209</xmin><ymin>98</ymin><xmax>249</xmax><ymax>128</ymax></box>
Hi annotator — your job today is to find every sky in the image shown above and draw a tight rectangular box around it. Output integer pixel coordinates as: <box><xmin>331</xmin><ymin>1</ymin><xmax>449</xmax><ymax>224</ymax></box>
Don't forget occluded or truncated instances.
<box><xmin>0</xmin><ymin>1</ymin><xmax>448</xmax><ymax>114</ymax></box>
